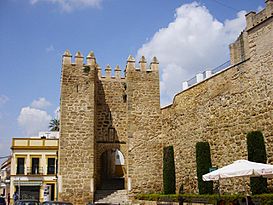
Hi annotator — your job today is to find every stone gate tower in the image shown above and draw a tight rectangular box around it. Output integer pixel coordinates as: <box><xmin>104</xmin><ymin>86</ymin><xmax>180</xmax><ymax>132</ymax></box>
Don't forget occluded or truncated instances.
<box><xmin>59</xmin><ymin>51</ymin><xmax>97</xmax><ymax>204</ymax></box>
<box><xmin>59</xmin><ymin>52</ymin><xmax>163</xmax><ymax>204</ymax></box>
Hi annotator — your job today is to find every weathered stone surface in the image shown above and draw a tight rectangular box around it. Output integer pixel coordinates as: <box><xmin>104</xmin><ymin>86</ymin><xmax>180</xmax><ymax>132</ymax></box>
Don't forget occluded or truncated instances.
<box><xmin>58</xmin><ymin>3</ymin><xmax>273</xmax><ymax>204</ymax></box>
<box><xmin>59</xmin><ymin>53</ymin><xmax>162</xmax><ymax>204</ymax></box>
<box><xmin>161</xmin><ymin>5</ymin><xmax>273</xmax><ymax>194</ymax></box>
<box><xmin>95</xmin><ymin>77</ymin><xmax>128</xmax><ymax>189</ymax></box>
<box><xmin>59</xmin><ymin>62</ymin><xmax>96</xmax><ymax>204</ymax></box>
<box><xmin>126</xmin><ymin>59</ymin><xmax>163</xmax><ymax>194</ymax></box>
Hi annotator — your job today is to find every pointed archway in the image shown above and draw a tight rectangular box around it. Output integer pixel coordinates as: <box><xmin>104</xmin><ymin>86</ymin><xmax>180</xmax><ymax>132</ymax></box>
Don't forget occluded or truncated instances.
<box><xmin>100</xmin><ymin>149</ymin><xmax>125</xmax><ymax>190</ymax></box>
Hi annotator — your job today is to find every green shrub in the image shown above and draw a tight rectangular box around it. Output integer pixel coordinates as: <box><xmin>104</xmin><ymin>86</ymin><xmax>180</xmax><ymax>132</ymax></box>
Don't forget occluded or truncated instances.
<box><xmin>247</xmin><ymin>131</ymin><xmax>268</xmax><ymax>194</ymax></box>
<box><xmin>265</xmin><ymin>201</ymin><xmax>273</xmax><ymax>205</ymax></box>
<box><xmin>252</xmin><ymin>194</ymin><xmax>273</xmax><ymax>205</ymax></box>
<box><xmin>135</xmin><ymin>193</ymin><xmax>273</xmax><ymax>205</ymax></box>
<box><xmin>196</xmin><ymin>141</ymin><xmax>213</xmax><ymax>194</ymax></box>
<box><xmin>163</xmin><ymin>145</ymin><xmax>176</xmax><ymax>194</ymax></box>
<box><xmin>179</xmin><ymin>184</ymin><xmax>184</xmax><ymax>194</ymax></box>
<box><xmin>135</xmin><ymin>193</ymin><xmax>242</xmax><ymax>204</ymax></box>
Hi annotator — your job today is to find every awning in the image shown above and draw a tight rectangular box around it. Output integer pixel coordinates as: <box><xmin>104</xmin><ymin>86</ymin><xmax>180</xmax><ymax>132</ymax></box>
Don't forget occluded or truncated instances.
<box><xmin>13</xmin><ymin>181</ymin><xmax>42</xmax><ymax>186</ymax></box>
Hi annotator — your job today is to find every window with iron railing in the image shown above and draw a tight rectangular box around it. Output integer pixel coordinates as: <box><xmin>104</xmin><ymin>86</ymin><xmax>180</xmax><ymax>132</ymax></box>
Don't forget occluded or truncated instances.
<box><xmin>26</xmin><ymin>167</ymin><xmax>43</xmax><ymax>175</ymax></box>
<box><xmin>16</xmin><ymin>158</ymin><xmax>25</xmax><ymax>174</ymax></box>
<box><xmin>47</xmin><ymin>158</ymin><xmax>56</xmax><ymax>174</ymax></box>
<box><xmin>31</xmin><ymin>158</ymin><xmax>40</xmax><ymax>174</ymax></box>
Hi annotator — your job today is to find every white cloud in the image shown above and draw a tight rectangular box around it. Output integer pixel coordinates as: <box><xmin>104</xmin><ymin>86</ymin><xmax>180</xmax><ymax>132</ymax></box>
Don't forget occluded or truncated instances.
<box><xmin>46</xmin><ymin>44</ymin><xmax>55</xmax><ymax>52</ymax></box>
<box><xmin>31</xmin><ymin>97</ymin><xmax>51</xmax><ymax>109</ymax></box>
<box><xmin>18</xmin><ymin>107</ymin><xmax>52</xmax><ymax>136</ymax></box>
<box><xmin>257</xmin><ymin>6</ymin><xmax>264</xmax><ymax>12</ymax></box>
<box><xmin>137</xmin><ymin>2</ymin><xmax>246</xmax><ymax>106</ymax></box>
<box><xmin>30</xmin><ymin>0</ymin><xmax>102</xmax><ymax>12</ymax></box>
<box><xmin>0</xmin><ymin>95</ymin><xmax>9</xmax><ymax>106</ymax></box>
<box><xmin>54</xmin><ymin>106</ymin><xmax>60</xmax><ymax>120</ymax></box>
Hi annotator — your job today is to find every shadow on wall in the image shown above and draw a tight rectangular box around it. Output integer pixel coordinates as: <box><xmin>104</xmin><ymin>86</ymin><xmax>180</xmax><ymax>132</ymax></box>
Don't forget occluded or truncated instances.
<box><xmin>96</xmin><ymin>79</ymin><xmax>126</xmax><ymax>190</ymax></box>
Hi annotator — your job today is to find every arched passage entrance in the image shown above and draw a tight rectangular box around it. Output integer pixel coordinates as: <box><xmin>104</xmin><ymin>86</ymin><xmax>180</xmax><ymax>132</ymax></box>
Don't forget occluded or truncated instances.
<box><xmin>100</xmin><ymin>149</ymin><xmax>125</xmax><ymax>190</ymax></box>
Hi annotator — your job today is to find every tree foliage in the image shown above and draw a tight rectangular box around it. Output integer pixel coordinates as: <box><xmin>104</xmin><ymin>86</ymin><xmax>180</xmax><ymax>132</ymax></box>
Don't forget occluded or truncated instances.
<box><xmin>163</xmin><ymin>145</ymin><xmax>176</xmax><ymax>194</ymax></box>
<box><xmin>196</xmin><ymin>141</ymin><xmax>213</xmax><ymax>194</ymax></box>
<box><xmin>49</xmin><ymin>118</ymin><xmax>60</xmax><ymax>131</ymax></box>
<box><xmin>247</xmin><ymin>131</ymin><xmax>267</xmax><ymax>194</ymax></box>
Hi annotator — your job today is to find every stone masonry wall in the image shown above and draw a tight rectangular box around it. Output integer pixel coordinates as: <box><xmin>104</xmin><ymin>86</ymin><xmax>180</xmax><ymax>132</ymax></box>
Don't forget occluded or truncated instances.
<box><xmin>96</xmin><ymin>77</ymin><xmax>127</xmax><ymax>143</ymax></box>
<box><xmin>126</xmin><ymin>56</ymin><xmax>163</xmax><ymax>194</ymax></box>
<box><xmin>59</xmin><ymin>52</ymin><xmax>96</xmax><ymax>204</ymax></box>
<box><xmin>95</xmin><ymin>76</ymin><xmax>128</xmax><ymax>188</ymax></box>
<box><xmin>161</xmin><ymin>4</ymin><xmax>273</xmax><ymax>194</ymax></box>
<box><xmin>229</xmin><ymin>31</ymin><xmax>249</xmax><ymax>65</ymax></box>
<box><xmin>59</xmin><ymin>2</ymin><xmax>272</xmax><ymax>200</ymax></box>
<box><xmin>59</xmin><ymin>52</ymin><xmax>164</xmax><ymax>200</ymax></box>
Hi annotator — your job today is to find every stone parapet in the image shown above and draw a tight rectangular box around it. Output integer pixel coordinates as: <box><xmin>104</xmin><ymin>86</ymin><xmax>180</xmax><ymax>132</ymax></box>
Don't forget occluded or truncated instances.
<box><xmin>246</xmin><ymin>0</ymin><xmax>273</xmax><ymax>31</ymax></box>
<box><xmin>161</xmin><ymin>5</ymin><xmax>273</xmax><ymax>193</ymax></box>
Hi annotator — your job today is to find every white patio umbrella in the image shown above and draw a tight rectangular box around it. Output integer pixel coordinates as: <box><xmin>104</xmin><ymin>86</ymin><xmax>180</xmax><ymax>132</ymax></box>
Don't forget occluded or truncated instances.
<box><xmin>202</xmin><ymin>160</ymin><xmax>273</xmax><ymax>205</ymax></box>
<box><xmin>203</xmin><ymin>160</ymin><xmax>273</xmax><ymax>181</ymax></box>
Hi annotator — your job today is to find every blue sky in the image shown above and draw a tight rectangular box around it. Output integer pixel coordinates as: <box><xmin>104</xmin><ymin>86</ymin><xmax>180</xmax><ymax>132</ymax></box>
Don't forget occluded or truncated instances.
<box><xmin>0</xmin><ymin>0</ymin><xmax>265</xmax><ymax>160</ymax></box>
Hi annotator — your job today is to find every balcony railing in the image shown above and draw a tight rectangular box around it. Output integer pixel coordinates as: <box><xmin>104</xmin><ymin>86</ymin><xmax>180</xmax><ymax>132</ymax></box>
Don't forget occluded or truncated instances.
<box><xmin>16</xmin><ymin>167</ymin><xmax>57</xmax><ymax>175</ymax></box>
<box><xmin>26</xmin><ymin>167</ymin><xmax>44</xmax><ymax>175</ymax></box>
<box><xmin>16</xmin><ymin>166</ymin><xmax>25</xmax><ymax>175</ymax></box>
<box><xmin>47</xmin><ymin>165</ymin><xmax>56</xmax><ymax>175</ymax></box>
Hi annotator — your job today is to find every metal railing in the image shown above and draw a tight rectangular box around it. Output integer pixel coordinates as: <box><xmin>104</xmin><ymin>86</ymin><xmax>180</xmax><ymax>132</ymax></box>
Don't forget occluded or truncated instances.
<box><xmin>211</xmin><ymin>60</ymin><xmax>230</xmax><ymax>74</ymax></box>
<box><xmin>26</xmin><ymin>167</ymin><xmax>44</xmax><ymax>175</ymax></box>
<box><xmin>183</xmin><ymin>60</ymin><xmax>230</xmax><ymax>89</ymax></box>
<box><xmin>187</xmin><ymin>76</ymin><xmax>197</xmax><ymax>87</ymax></box>
<box><xmin>16</xmin><ymin>166</ymin><xmax>25</xmax><ymax>175</ymax></box>
<box><xmin>47</xmin><ymin>165</ymin><xmax>56</xmax><ymax>174</ymax></box>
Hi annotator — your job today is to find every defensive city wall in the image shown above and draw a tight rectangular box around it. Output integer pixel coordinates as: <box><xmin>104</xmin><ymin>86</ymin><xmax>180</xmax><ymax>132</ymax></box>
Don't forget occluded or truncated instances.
<box><xmin>58</xmin><ymin>1</ymin><xmax>273</xmax><ymax>204</ymax></box>
<box><xmin>161</xmin><ymin>0</ymin><xmax>273</xmax><ymax>193</ymax></box>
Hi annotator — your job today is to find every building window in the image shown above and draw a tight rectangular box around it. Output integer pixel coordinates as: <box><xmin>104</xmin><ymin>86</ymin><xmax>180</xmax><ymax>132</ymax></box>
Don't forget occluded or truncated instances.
<box><xmin>16</xmin><ymin>158</ymin><xmax>25</xmax><ymax>174</ymax></box>
<box><xmin>47</xmin><ymin>158</ymin><xmax>56</xmax><ymax>174</ymax></box>
<box><xmin>32</xmin><ymin>158</ymin><xmax>40</xmax><ymax>174</ymax></box>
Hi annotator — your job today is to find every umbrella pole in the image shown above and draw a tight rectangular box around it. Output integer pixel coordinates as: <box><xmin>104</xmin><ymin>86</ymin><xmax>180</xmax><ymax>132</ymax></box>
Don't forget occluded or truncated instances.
<box><xmin>218</xmin><ymin>180</ymin><xmax>221</xmax><ymax>196</ymax></box>
<box><xmin>243</xmin><ymin>177</ymin><xmax>248</xmax><ymax>205</ymax></box>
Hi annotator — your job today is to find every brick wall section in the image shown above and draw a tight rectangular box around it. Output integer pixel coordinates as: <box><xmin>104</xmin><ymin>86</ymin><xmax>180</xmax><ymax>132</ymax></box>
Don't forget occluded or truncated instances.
<box><xmin>161</xmin><ymin>5</ymin><xmax>273</xmax><ymax>194</ymax></box>
<box><xmin>59</xmin><ymin>55</ymin><xmax>96</xmax><ymax>204</ymax></box>
<box><xmin>126</xmin><ymin>58</ymin><xmax>163</xmax><ymax>194</ymax></box>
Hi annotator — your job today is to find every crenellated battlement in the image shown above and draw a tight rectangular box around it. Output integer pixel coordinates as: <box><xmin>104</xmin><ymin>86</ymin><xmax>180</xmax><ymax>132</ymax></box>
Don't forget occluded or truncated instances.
<box><xmin>63</xmin><ymin>50</ymin><xmax>159</xmax><ymax>80</ymax></box>
<box><xmin>246</xmin><ymin>0</ymin><xmax>273</xmax><ymax>31</ymax></box>
<box><xmin>125</xmin><ymin>55</ymin><xmax>159</xmax><ymax>73</ymax></box>
<box><xmin>97</xmin><ymin>54</ymin><xmax>159</xmax><ymax>80</ymax></box>
<box><xmin>97</xmin><ymin>64</ymin><xmax>125</xmax><ymax>81</ymax></box>
<box><xmin>230</xmin><ymin>0</ymin><xmax>273</xmax><ymax>65</ymax></box>
<box><xmin>62</xmin><ymin>50</ymin><xmax>97</xmax><ymax>66</ymax></box>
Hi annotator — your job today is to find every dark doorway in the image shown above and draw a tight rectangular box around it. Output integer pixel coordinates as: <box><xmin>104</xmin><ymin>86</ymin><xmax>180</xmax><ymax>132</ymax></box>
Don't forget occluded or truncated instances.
<box><xmin>50</xmin><ymin>184</ymin><xmax>55</xmax><ymax>201</ymax></box>
<box><xmin>100</xmin><ymin>149</ymin><xmax>125</xmax><ymax>190</ymax></box>
<box><xmin>16</xmin><ymin>186</ymin><xmax>40</xmax><ymax>200</ymax></box>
